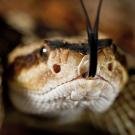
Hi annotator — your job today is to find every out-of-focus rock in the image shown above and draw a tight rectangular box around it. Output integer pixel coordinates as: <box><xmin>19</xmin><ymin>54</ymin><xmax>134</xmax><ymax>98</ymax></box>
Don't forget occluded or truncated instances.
<box><xmin>0</xmin><ymin>0</ymin><xmax>135</xmax><ymax>55</ymax></box>
<box><xmin>80</xmin><ymin>0</ymin><xmax>135</xmax><ymax>56</ymax></box>
<box><xmin>0</xmin><ymin>16</ymin><xmax>22</xmax><ymax>57</ymax></box>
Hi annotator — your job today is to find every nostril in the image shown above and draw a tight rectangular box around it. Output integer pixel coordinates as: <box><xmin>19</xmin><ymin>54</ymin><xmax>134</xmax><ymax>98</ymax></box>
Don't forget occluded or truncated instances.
<box><xmin>53</xmin><ymin>64</ymin><xmax>61</xmax><ymax>73</ymax></box>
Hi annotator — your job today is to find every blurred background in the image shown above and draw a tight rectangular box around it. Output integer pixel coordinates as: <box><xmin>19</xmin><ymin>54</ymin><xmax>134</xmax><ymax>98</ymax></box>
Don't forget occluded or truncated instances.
<box><xmin>0</xmin><ymin>0</ymin><xmax>135</xmax><ymax>135</ymax></box>
<box><xmin>0</xmin><ymin>0</ymin><xmax>135</xmax><ymax>55</ymax></box>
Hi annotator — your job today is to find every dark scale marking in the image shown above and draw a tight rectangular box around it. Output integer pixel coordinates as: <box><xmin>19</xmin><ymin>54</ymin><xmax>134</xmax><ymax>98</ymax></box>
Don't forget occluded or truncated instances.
<box><xmin>45</xmin><ymin>38</ymin><xmax>112</xmax><ymax>54</ymax></box>
<box><xmin>8</xmin><ymin>36</ymin><xmax>112</xmax><ymax>76</ymax></box>
<box><xmin>45</xmin><ymin>39</ymin><xmax>88</xmax><ymax>54</ymax></box>
<box><xmin>8</xmin><ymin>49</ymin><xmax>48</xmax><ymax>76</ymax></box>
<box><xmin>9</xmin><ymin>53</ymin><xmax>38</xmax><ymax>76</ymax></box>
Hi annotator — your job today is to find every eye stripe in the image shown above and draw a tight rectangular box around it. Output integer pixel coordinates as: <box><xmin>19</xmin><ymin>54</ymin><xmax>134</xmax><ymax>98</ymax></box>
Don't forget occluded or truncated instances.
<box><xmin>45</xmin><ymin>38</ymin><xmax>112</xmax><ymax>54</ymax></box>
<box><xmin>8</xmin><ymin>38</ymin><xmax>112</xmax><ymax>75</ymax></box>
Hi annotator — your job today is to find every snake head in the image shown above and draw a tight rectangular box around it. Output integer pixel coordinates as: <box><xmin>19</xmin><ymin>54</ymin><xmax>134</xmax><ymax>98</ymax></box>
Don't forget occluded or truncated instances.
<box><xmin>7</xmin><ymin>0</ymin><xmax>128</xmax><ymax>116</ymax></box>
<box><xmin>8</xmin><ymin>36</ymin><xmax>128</xmax><ymax>115</ymax></box>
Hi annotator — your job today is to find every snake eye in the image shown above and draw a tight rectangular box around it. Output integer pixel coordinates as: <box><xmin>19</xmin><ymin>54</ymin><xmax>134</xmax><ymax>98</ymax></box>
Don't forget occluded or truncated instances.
<box><xmin>39</xmin><ymin>46</ymin><xmax>48</xmax><ymax>57</ymax></box>
<box><xmin>108</xmin><ymin>63</ymin><xmax>113</xmax><ymax>71</ymax></box>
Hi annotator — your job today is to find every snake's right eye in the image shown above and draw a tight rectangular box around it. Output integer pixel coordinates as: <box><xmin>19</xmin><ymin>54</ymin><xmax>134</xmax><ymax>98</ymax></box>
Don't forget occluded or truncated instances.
<box><xmin>39</xmin><ymin>46</ymin><xmax>48</xmax><ymax>57</ymax></box>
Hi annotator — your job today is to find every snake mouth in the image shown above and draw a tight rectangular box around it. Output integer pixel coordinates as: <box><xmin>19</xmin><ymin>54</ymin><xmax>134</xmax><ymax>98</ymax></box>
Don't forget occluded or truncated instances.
<box><xmin>9</xmin><ymin>65</ymin><xmax>116</xmax><ymax>114</ymax></box>
<box><xmin>9</xmin><ymin>62</ymin><xmax>117</xmax><ymax>114</ymax></box>
<box><xmin>38</xmin><ymin>71</ymin><xmax>114</xmax><ymax>97</ymax></box>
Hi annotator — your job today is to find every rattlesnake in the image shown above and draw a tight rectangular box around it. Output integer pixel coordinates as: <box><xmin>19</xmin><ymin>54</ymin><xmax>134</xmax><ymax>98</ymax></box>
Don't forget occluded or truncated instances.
<box><xmin>1</xmin><ymin>35</ymin><xmax>131</xmax><ymax>135</ymax></box>
<box><xmin>7</xmin><ymin>37</ymin><xmax>128</xmax><ymax>116</ymax></box>
<box><xmin>0</xmin><ymin>0</ymin><xmax>134</xmax><ymax>135</ymax></box>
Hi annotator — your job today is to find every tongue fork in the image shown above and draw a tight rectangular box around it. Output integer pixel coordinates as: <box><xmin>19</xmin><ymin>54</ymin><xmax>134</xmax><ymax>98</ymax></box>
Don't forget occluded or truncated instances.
<box><xmin>80</xmin><ymin>0</ymin><xmax>103</xmax><ymax>77</ymax></box>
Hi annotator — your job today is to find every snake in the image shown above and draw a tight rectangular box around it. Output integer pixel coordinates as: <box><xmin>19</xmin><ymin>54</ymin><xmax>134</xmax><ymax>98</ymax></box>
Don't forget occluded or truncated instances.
<box><xmin>7</xmin><ymin>36</ymin><xmax>128</xmax><ymax>115</ymax></box>
<box><xmin>0</xmin><ymin>0</ymin><xmax>134</xmax><ymax>135</ymax></box>
<box><xmin>5</xmin><ymin>0</ymin><xmax>128</xmax><ymax>116</ymax></box>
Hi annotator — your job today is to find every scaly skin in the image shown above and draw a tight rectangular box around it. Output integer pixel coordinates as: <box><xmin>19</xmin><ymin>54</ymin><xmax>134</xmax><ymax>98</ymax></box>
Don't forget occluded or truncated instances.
<box><xmin>7</xmin><ymin>36</ymin><xmax>128</xmax><ymax>116</ymax></box>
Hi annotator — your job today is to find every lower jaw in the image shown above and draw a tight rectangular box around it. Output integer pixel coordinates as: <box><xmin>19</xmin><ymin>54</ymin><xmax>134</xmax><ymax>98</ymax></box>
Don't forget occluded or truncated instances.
<box><xmin>9</xmin><ymin>76</ymin><xmax>118</xmax><ymax>115</ymax></box>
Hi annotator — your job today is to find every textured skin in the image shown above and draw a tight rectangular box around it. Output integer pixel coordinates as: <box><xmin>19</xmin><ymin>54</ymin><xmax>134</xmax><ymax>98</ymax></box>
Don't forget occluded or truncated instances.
<box><xmin>8</xmin><ymin>37</ymin><xmax>128</xmax><ymax>116</ymax></box>
<box><xmin>87</xmin><ymin>75</ymin><xmax>135</xmax><ymax>135</ymax></box>
<box><xmin>1</xmin><ymin>75</ymin><xmax>134</xmax><ymax>135</ymax></box>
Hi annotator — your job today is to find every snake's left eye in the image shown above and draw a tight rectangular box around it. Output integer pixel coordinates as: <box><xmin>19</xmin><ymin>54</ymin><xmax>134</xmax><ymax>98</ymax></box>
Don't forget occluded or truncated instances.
<box><xmin>39</xmin><ymin>46</ymin><xmax>48</xmax><ymax>57</ymax></box>
<box><xmin>108</xmin><ymin>63</ymin><xmax>113</xmax><ymax>71</ymax></box>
